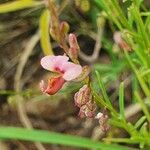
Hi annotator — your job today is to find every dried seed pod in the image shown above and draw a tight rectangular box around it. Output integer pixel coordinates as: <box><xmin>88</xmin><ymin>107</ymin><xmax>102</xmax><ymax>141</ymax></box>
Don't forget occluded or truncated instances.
<box><xmin>78</xmin><ymin>100</ymin><xmax>96</xmax><ymax>118</ymax></box>
<box><xmin>74</xmin><ymin>85</ymin><xmax>91</xmax><ymax>107</ymax></box>
<box><xmin>95</xmin><ymin>112</ymin><xmax>109</xmax><ymax>132</ymax></box>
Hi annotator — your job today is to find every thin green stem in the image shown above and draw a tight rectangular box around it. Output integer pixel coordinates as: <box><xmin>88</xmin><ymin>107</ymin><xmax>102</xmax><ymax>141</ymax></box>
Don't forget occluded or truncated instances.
<box><xmin>124</xmin><ymin>51</ymin><xmax>150</xmax><ymax>101</ymax></box>
<box><xmin>134</xmin><ymin>91</ymin><xmax>150</xmax><ymax>122</ymax></box>
<box><xmin>119</xmin><ymin>82</ymin><xmax>125</xmax><ymax>119</ymax></box>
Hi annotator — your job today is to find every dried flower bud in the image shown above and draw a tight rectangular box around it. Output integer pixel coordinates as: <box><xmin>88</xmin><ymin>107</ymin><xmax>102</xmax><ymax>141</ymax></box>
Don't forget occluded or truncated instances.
<box><xmin>78</xmin><ymin>105</ymin><xmax>86</xmax><ymax>118</ymax></box>
<box><xmin>69</xmin><ymin>34</ymin><xmax>80</xmax><ymax>51</ymax></box>
<box><xmin>85</xmin><ymin>100</ymin><xmax>96</xmax><ymax>117</ymax></box>
<box><xmin>68</xmin><ymin>34</ymin><xmax>80</xmax><ymax>60</ymax></box>
<box><xmin>78</xmin><ymin>100</ymin><xmax>96</xmax><ymax>118</ymax></box>
<box><xmin>95</xmin><ymin>112</ymin><xmax>109</xmax><ymax>132</ymax></box>
<box><xmin>113</xmin><ymin>31</ymin><xmax>131</xmax><ymax>51</ymax></box>
<box><xmin>74</xmin><ymin>85</ymin><xmax>91</xmax><ymax>107</ymax></box>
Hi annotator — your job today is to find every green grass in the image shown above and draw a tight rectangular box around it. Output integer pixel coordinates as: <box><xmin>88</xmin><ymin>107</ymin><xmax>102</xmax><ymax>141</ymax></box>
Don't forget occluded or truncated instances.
<box><xmin>0</xmin><ymin>127</ymin><xmax>133</xmax><ymax>150</ymax></box>
<box><xmin>1</xmin><ymin>0</ymin><xmax>150</xmax><ymax>149</ymax></box>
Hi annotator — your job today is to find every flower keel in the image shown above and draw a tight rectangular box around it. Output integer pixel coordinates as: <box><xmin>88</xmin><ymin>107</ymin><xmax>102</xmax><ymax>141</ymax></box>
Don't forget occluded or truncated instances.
<box><xmin>40</xmin><ymin>76</ymin><xmax>65</xmax><ymax>95</ymax></box>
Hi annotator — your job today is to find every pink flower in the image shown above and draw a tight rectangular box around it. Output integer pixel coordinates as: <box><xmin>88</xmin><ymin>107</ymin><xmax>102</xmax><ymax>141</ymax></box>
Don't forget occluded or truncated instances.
<box><xmin>40</xmin><ymin>55</ymin><xmax>82</xmax><ymax>95</ymax></box>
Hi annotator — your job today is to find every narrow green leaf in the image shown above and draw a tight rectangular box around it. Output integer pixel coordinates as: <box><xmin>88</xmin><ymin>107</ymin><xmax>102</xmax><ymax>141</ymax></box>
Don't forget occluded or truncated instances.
<box><xmin>39</xmin><ymin>9</ymin><xmax>53</xmax><ymax>55</ymax></box>
<box><xmin>131</xmin><ymin>3</ymin><xmax>149</xmax><ymax>48</ymax></box>
<box><xmin>119</xmin><ymin>82</ymin><xmax>125</xmax><ymax>119</ymax></box>
<box><xmin>104</xmin><ymin>137</ymin><xmax>140</xmax><ymax>145</ymax></box>
<box><xmin>140</xmin><ymin>122</ymin><xmax>148</xmax><ymax>136</ymax></box>
<box><xmin>104</xmin><ymin>137</ymin><xmax>138</xmax><ymax>144</ymax></box>
<box><xmin>0</xmin><ymin>0</ymin><xmax>42</xmax><ymax>13</ymax></box>
<box><xmin>139</xmin><ymin>123</ymin><xmax>147</xmax><ymax>148</ymax></box>
<box><xmin>134</xmin><ymin>91</ymin><xmax>150</xmax><ymax>122</ymax></box>
<box><xmin>145</xmin><ymin>15</ymin><xmax>150</xmax><ymax>29</ymax></box>
<box><xmin>92</xmin><ymin>88</ymin><xmax>118</xmax><ymax>117</ymax></box>
<box><xmin>94</xmin><ymin>0</ymin><xmax>107</xmax><ymax>11</ymax></box>
<box><xmin>94</xmin><ymin>0</ymin><xmax>123</xmax><ymax>30</ymax></box>
<box><xmin>134</xmin><ymin>116</ymin><xmax>146</xmax><ymax>129</ymax></box>
<box><xmin>0</xmin><ymin>127</ymin><xmax>132</xmax><ymax>150</ymax></box>
<box><xmin>95</xmin><ymin>71</ymin><xmax>112</xmax><ymax>106</ymax></box>
<box><xmin>111</xmin><ymin>0</ymin><xmax>131</xmax><ymax>30</ymax></box>
<box><xmin>141</xmin><ymin>12</ymin><xmax>150</xmax><ymax>16</ymax></box>
<box><xmin>124</xmin><ymin>51</ymin><xmax>150</xmax><ymax>101</ymax></box>
<box><xmin>131</xmin><ymin>75</ymin><xmax>139</xmax><ymax>103</ymax></box>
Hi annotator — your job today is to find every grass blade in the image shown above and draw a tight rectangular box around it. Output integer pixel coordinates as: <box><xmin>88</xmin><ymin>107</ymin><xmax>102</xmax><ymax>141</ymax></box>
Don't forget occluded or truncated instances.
<box><xmin>134</xmin><ymin>91</ymin><xmax>150</xmax><ymax>122</ymax></box>
<box><xmin>134</xmin><ymin>116</ymin><xmax>146</xmax><ymax>129</ymax></box>
<box><xmin>119</xmin><ymin>82</ymin><xmax>125</xmax><ymax>119</ymax></box>
<box><xmin>0</xmin><ymin>127</ymin><xmax>133</xmax><ymax>150</ymax></box>
<box><xmin>95</xmin><ymin>71</ymin><xmax>112</xmax><ymax>106</ymax></box>
<box><xmin>39</xmin><ymin>9</ymin><xmax>53</xmax><ymax>55</ymax></box>
<box><xmin>0</xmin><ymin>0</ymin><xmax>42</xmax><ymax>13</ymax></box>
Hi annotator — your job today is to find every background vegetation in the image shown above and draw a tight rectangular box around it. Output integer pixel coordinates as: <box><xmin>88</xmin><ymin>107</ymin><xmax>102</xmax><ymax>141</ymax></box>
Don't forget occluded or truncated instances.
<box><xmin>0</xmin><ymin>0</ymin><xmax>150</xmax><ymax>149</ymax></box>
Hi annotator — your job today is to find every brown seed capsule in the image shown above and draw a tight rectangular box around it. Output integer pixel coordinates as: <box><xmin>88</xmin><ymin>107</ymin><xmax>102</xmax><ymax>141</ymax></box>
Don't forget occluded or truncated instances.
<box><xmin>74</xmin><ymin>85</ymin><xmax>91</xmax><ymax>107</ymax></box>
<box><xmin>95</xmin><ymin>112</ymin><xmax>109</xmax><ymax>132</ymax></box>
<box><xmin>78</xmin><ymin>100</ymin><xmax>96</xmax><ymax>118</ymax></box>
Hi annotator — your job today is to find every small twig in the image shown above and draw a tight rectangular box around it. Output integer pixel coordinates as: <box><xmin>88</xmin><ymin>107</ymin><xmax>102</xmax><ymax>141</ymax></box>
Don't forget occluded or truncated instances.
<box><xmin>14</xmin><ymin>31</ymin><xmax>46</xmax><ymax>150</ymax></box>
<box><xmin>14</xmin><ymin>31</ymin><xmax>40</xmax><ymax>91</ymax></box>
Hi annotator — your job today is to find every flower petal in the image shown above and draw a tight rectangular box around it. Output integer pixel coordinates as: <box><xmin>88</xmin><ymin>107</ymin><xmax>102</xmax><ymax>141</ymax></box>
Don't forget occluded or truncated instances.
<box><xmin>62</xmin><ymin>62</ymin><xmax>82</xmax><ymax>81</ymax></box>
<box><xmin>40</xmin><ymin>55</ymin><xmax>69</xmax><ymax>72</ymax></box>
<box><xmin>40</xmin><ymin>76</ymin><xmax>65</xmax><ymax>95</ymax></box>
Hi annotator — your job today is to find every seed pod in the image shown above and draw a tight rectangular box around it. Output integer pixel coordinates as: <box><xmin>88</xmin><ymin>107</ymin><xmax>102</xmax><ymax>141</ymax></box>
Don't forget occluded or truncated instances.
<box><xmin>78</xmin><ymin>100</ymin><xmax>96</xmax><ymax>118</ymax></box>
<box><xmin>74</xmin><ymin>84</ymin><xmax>91</xmax><ymax>107</ymax></box>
